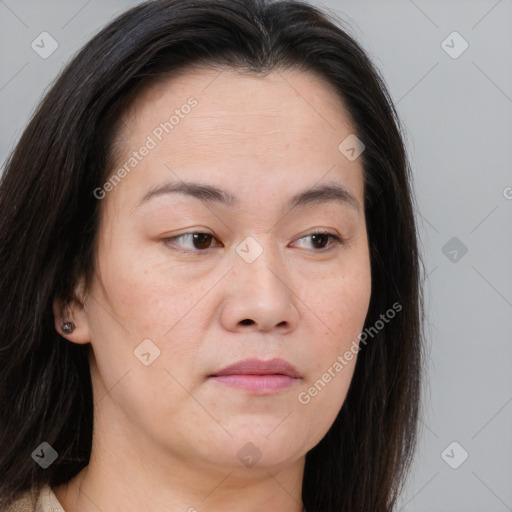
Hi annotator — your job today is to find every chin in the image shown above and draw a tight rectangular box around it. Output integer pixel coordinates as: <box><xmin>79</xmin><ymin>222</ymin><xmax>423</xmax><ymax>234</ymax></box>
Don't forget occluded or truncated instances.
<box><xmin>212</xmin><ymin>430</ymin><xmax>306</xmax><ymax>470</ymax></box>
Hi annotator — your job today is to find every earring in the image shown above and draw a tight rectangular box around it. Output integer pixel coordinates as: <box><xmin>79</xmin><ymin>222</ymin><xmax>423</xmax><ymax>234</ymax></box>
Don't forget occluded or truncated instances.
<box><xmin>61</xmin><ymin>321</ymin><xmax>75</xmax><ymax>334</ymax></box>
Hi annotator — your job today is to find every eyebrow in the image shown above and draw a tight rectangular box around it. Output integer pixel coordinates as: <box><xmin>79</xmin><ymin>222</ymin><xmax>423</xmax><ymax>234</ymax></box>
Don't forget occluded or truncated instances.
<box><xmin>133</xmin><ymin>180</ymin><xmax>360</xmax><ymax>214</ymax></box>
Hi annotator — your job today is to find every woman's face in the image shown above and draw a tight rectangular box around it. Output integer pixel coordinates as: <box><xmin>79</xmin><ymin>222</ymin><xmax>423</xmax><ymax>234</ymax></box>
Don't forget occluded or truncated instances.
<box><xmin>64</xmin><ymin>66</ymin><xmax>371</xmax><ymax>475</ymax></box>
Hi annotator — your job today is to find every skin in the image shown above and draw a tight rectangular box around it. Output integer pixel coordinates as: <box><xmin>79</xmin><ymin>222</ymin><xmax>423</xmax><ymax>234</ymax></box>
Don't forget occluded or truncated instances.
<box><xmin>53</xmin><ymin>65</ymin><xmax>372</xmax><ymax>512</ymax></box>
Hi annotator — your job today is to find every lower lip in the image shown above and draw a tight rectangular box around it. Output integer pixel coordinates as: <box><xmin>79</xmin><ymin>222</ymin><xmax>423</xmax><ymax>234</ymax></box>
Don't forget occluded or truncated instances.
<box><xmin>210</xmin><ymin>374</ymin><xmax>298</xmax><ymax>393</ymax></box>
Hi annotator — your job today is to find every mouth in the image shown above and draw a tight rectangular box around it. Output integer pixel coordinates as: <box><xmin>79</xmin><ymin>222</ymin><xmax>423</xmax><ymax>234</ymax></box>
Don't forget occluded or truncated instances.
<box><xmin>208</xmin><ymin>357</ymin><xmax>302</xmax><ymax>394</ymax></box>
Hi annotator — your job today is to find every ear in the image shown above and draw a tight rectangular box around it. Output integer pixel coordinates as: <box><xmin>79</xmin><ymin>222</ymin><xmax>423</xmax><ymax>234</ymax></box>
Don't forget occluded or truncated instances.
<box><xmin>53</xmin><ymin>276</ymin><xmax>91</xmax><ymax>344</ymax></box>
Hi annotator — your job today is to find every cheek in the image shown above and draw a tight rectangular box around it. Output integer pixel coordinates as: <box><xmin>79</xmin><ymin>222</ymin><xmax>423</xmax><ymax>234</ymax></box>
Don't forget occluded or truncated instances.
<box><xmin>303</xmin><ymin>261</ymin><xmax>371</xmax><ymax>346</ymax></box>
<box><xmin>298</xmin><ymin>257</ymin><xmax>371</xmax><ymax>405</ymax></box>
<box><xmin>91</xmin><ymin>239</ymin><xmax>211</xmax><ymax>337</ymax></box>
<box><xmin>86</xmin><ymin>242</ymin><xmax>214</xmax><ymax>401</ymax></box>
<box><xmin>85</xmin><ymin>244</ymin><xmax>205</xmax><ymax>422</ymax></box>
<box><xmin>296</xmin><ymin>272</ymin><xmax>370</xmax><ymax>443</ymax></box>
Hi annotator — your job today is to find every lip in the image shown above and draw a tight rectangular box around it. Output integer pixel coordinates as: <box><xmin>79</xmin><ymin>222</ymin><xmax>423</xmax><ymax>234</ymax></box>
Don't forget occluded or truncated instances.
<box><xmin>209</xmin><ymin>357</ymin><xmax>302</xmax><ymax>394</ymax></box>
<box><xmin>211</xmin><ymin>357</ymin><xmax>301</xmax><ymax>378</ymax></box>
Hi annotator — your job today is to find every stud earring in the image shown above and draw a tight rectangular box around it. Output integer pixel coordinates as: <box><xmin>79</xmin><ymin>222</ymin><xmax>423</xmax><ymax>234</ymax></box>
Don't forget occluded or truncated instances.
<box><xmin>61</xmin><ymin>321</ymin><xmax>75</xmax><ymax>334</ymax></box>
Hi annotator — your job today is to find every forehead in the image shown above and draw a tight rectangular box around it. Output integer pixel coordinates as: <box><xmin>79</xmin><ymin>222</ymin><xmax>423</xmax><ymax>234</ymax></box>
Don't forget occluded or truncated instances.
<box><xmin>125</xmin><ymin>64</ymin><xmax>354</xmax><ymax>139</ymax></box>
<box><xmin>109</xmin><ymin>65</ymin><xmax>365</xmax><ymax>213</ymax></box>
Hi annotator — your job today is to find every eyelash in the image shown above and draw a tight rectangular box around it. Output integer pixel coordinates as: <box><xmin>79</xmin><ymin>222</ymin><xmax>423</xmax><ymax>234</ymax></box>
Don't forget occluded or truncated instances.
<box><xmin>163</xmin><ymin>231</ymin><xmax>345</xmax><ymax>254</ymax></box>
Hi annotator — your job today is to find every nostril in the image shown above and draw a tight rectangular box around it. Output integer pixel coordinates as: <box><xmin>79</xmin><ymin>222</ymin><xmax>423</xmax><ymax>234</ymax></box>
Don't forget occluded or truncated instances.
<box><xmin>240</xmin><ymin>319</ymin><xmax>254</xmax><ymax>325</ymax></box>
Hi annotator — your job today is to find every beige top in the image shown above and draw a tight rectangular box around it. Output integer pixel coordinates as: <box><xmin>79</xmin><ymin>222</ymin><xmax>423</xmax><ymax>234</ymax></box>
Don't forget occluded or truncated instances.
<box><xmin>4</xmin><ymin>485</ymin><xmax>65</xmax><ymax>512</ymax></box>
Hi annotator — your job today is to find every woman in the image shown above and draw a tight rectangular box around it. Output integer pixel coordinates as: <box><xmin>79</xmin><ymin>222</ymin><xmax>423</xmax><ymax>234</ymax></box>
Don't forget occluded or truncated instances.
<box><xmin>0</xmin><ymin>0</ymin><xmax>425</xmax><ymax>511</ymax></box>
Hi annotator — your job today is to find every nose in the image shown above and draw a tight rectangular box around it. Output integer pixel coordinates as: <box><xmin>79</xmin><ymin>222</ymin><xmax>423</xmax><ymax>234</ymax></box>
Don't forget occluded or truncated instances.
<box><xmin>219</xmin><ymin>240</ymin><xmax>300</xmax><ymax>334</ymax></box>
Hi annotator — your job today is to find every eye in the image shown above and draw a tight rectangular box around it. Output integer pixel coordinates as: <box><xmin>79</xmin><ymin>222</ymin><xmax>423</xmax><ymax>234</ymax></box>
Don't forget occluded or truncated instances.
<box><xmin>164</xmin><ymin>232</ymin><xmax>220</xmax><ymax>252</ymax></box>
<box><xmin>163</xmin><ymin>231</ymin><xmax>344</xmax><ymax>254</ymax></box>
<box><xmin>293</xmin><ymin>231</ymin><xmax>345</xmax><ymax>252</ymax></box>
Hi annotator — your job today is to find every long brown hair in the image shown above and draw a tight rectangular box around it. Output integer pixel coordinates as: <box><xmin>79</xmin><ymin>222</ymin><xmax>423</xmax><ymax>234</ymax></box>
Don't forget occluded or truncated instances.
<box><xmin>0</xmin><ymin>1</ymin><xmax>426</xmax><ymax>510</ymax></box>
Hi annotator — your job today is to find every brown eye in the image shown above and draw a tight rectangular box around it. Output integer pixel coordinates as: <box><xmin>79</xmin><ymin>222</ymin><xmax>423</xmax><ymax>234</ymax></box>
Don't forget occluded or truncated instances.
<box><xmin>294</xmin><ymin>232</ymin><xmax>344</xmax><ymax>252</ymax></box>
<box><xmin>190</xmin><ymin>233</ymin><xmax>214</xmax><ymax>250</ymax></box>
<box><xmin>164</xmin><ymin>232</ymin><xmax>219</xmax><ymax>252</ymax></box>
<box><xmin>310</xmin><ymin>233</ymin><xmax>331</xmax><ymax>250</ymax></box>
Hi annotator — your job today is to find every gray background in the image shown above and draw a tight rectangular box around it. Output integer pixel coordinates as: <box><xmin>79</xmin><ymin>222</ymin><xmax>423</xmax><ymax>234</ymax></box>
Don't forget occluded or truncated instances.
<box><xmin>1</xmin><ymin>0</ymin><xmax>511</xmax><ymax>510</ymax></box>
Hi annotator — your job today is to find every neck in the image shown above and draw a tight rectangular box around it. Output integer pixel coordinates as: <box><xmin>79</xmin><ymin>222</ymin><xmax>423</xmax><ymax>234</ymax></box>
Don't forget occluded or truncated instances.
<box><xmin>53</xmin><ymin>426</ymin><xmax>306</xmax><ymax>512</ymax></box>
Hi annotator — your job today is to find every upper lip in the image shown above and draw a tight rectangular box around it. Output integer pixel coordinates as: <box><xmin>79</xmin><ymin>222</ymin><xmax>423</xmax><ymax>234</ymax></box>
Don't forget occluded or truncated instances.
<box><xmin>210</xmin><ymin>358</ymin><xmax>301</xmax><ymax>378</ymax></box>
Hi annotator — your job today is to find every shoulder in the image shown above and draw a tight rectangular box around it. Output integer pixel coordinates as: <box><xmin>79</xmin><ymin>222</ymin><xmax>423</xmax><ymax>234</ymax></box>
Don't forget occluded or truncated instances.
<box><xmin>2</xmin><ymin>485</ymin><xmax>65</xmax><ymax>512</ymax></box>
<box><xmin>2</xmin><ymin>487</ymin><xmax>38</xmax><ymax>512</ymax></box>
